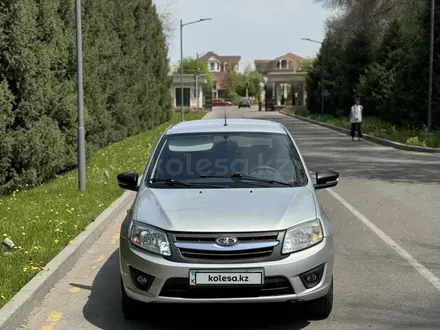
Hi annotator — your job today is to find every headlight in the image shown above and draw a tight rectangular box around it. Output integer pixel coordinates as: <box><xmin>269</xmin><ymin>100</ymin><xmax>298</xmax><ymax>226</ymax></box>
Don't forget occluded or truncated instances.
<box><xmin>282</xmin><ymin>219</ymin><xmax>323</xmax><ymax>254</ymax></box>
<box><xmin>130</xmin><ymin>222</ymin><xmax>171</xmax><ymax>256</ymax></box>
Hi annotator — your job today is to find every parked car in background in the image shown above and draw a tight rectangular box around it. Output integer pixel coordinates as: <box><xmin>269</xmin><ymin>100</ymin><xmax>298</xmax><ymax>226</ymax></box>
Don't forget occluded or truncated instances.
<box><xmin>212</xmin><ymin>99</ymin><xmax>232</xmax><ymax>107</ymax></box>
<box><xmin>238</xmin><ymin>97</ymin><xmax>251</xmax><ymax>108</ymax></box>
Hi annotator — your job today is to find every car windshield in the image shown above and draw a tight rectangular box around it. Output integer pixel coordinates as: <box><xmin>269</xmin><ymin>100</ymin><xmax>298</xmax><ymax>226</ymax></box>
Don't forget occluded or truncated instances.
<box><xmin>147</xmin><ymin>132</ymin><xmax>308</xmax><ymax>189</ymax></box>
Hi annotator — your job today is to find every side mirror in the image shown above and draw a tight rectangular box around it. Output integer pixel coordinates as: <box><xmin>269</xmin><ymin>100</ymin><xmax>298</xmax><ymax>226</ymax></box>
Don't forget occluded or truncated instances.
<box><xmin>314</xmin><ymin>170</ymin><xmax>339</xmax><ymax>190</ymax></box>
<box><xmin>117</xmin><ymin>172</ymin><xmax>139</xmax><ymax>191</ymax></box>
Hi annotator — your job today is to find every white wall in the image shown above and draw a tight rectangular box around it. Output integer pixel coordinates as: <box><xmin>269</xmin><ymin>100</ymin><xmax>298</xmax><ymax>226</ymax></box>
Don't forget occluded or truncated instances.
<box><xmin>170</xmin><ymin>84</ymin><xmax>205</xmax><ymax>108</ymax></box>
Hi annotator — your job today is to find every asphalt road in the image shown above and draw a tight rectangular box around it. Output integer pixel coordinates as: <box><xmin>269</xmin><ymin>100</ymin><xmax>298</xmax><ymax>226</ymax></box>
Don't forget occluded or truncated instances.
<box><xmin>20</xmin><ymin>106</ymin><xmax>440</xmax><ymax>330</ymax></box>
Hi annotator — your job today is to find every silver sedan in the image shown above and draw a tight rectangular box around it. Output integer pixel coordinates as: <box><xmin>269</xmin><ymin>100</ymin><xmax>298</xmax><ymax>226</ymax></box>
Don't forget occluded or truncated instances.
<box><xmin>116</xmin><ymin>118</ymin><xmax>339</xmax><ymax>320</ymax></box>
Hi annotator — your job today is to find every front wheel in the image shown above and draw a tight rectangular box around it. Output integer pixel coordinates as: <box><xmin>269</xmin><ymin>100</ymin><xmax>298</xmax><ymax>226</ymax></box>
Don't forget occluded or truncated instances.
<box><xmin>304</xmin><ymin>277</ymin><xmax>333</xmax><ymax>319</ymax></box>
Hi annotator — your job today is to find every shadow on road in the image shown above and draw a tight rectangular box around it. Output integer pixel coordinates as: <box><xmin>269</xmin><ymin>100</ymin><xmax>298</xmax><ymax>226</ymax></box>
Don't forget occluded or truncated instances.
<box><xmin>79</xmin><ymin>250</ymin><xmax>312</xmax><ymax>329</ymax></box>
<box><xmin>267</xmin><ymin>116</ymin><xmax>440</xmax><ymax>185</ymax></box>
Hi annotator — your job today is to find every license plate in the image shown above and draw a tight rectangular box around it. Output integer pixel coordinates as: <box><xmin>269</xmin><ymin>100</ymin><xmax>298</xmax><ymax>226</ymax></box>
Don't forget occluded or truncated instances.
<box><xmin>189</xmin><ymin>269</ymin><xmax>264</xmax><ymax>286</ymax></box>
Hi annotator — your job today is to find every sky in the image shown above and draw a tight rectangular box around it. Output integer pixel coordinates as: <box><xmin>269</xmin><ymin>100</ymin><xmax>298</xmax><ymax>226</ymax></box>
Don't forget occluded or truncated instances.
<box><xmin>153</xmin><ymin>0</ymin><xmax>334</xmax><ymax>71</ymax></box>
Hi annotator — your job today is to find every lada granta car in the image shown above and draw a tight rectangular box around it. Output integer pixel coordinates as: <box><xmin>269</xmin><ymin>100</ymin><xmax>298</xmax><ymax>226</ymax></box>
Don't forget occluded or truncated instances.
<box><xmin>117</xmin><ymin>118</ymin><xmax>339</xmax><ymax>320</ymax></box>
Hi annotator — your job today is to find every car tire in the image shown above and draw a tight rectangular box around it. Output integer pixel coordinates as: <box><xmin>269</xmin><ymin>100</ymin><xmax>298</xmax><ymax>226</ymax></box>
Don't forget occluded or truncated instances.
<box><xmin>121</xmin><ymin>278</ymin><xmax>141</xmax><ymax>320</ymax></box>
<box><xmin>304</xmin><ymin>277</ymin><xmax>333</xmax><ymax>320</ymax></box>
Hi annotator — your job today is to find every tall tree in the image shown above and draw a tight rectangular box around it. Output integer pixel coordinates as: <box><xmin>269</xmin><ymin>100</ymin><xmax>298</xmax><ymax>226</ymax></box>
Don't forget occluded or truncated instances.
<box><xmin>306</xmin><ymin>30</ymin><xmax>344</xmax><ymax>115</ymax></box>
<box><xmin>358</xmin><ymin>19</ymin><xmax>402</xmax><ymax>119</ymax></box>
<box><xmin>392</xmin><ymin>0</ymin><xmax>440</xmax><ymax>128</ymax></box>
<box><xmin>337</xmin><ymin>27</ymin><xmax>375</xmax><ymax>113</ymax></box>
<box><xmin>235</xmin><ymin>64</ymin><xmax>263</xmax><ymax>97</ymax></box>
<box><xmin>0</xmin><ymin>0</ymin><xmax>173</xmax><ymax>195</ymax></box>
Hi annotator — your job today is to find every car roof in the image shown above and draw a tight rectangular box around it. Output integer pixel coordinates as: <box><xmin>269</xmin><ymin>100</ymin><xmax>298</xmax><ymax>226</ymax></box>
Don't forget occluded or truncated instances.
<box><xmin>165</xmin><ymin>119</ymin><xmax>287</xmax><ymax>135</ymax></box>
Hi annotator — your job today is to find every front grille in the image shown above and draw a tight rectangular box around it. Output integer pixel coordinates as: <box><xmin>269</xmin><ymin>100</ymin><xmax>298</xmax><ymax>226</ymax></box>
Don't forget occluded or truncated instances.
<box><xmin>168</xmin><ymin>232</ymin><xmax>285</xmax><ymax>263</ymax></box>
<box><xmin>174</xmin><ymin>234</ymin><xmax>278</xmax><ymax>243</ymax></box>
<box><xmin>179</xmin><ymin>246</ymin><xmax>273</xmax><ymax>261</ymax></box>
<box><xmin>159</xmin><ymin>276</ymin><xmax>294</xmax><ymax>299</ymax></box>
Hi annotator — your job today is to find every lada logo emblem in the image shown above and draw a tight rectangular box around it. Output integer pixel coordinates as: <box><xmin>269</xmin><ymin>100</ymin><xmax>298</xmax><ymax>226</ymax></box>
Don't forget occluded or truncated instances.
<box><xmin>215</xmin><ymin>236</ymin><xmax>238</xmax><ymax>246</ymax></box>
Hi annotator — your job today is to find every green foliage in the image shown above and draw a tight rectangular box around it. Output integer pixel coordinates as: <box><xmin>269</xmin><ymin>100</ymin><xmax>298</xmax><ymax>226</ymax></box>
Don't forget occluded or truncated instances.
<box><xmin>224</xmin><ymin>64</ymin><xmax>240</xmax><ymax>96</ymax></box>
<box><xmin>390</xmin><ymin>0</ymin><xmax>440</xmax><ymax>128</ymax></box>
<box><xmin>174</xmin><ymin>57</ymin><xmax>213</xmax><ymax>86</ymax></box>
<box><xmin>0</xmin><ymin>110</ymin><xmax>206</xmax><ymax>308</ymax></box>
<box><xmin>306</xmin><ymin>31</ymin><xmax>344</xmax><ymax>115</ymax></box>
<box><xmin>223</xmin><ymin>64</ymin><xmax>263</xmax><ymax>101</ymax></box>
<box><xmin>306</xmin><ymin>0</ymin><xmax>440</xmax><ymax>134</ymax></box>
<box><xmin>0</xmin><ymin>0</ymin><xmax>173</xmax><ymax>196</ymax></box>
<box><xmin>297</xmin><ymin>57</ymin><xmax>315</xmax><ymax>72</ymax></box>
<box><xmin>294</xmin><ymin>108</ymin><xmax>309</xmax><ymax>117</ymax></box>
<box><xmin>175</xmin><ymin>57</ymin><xmax>209</xmax><ymax>74</ymax></box>
<box><xmin>226</xmin><ymin>90</ymin><xmax>241</xmax><ymax>104</ymax></box>
<box><xmin>235</xmin><ymin>64</ymin><xmax>263</xmax><ymax>97</ymax></box>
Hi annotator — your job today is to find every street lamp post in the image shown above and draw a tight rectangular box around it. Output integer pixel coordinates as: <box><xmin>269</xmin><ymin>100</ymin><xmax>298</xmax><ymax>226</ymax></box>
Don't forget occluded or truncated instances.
<box><xmin>180</xmin><ymin>18</ymin><xmax>212</xmax><ymax>121</ymax></box>
<box><xmin>195</xmin><ymin>51</ymin><xmax>209</xmax><ymax>111</ymax></box>
<box><xmin>301</xmin><ymin>38</ymin><xmax>324</xmax><ymax>114</ymax></box>
<box><xmin>76</xmin><ymin>0</ymin><xmax>86</xmax><ymax>192</ymax></box>
<box><xmin>428</xmin><ymin>0</ymin><xmax>435</xmax><ymax>132</ymax></box>
<box><xmin>196</xmin><ymin>52</ymin><xmax>200</xmax><ymax>110</ymax></box>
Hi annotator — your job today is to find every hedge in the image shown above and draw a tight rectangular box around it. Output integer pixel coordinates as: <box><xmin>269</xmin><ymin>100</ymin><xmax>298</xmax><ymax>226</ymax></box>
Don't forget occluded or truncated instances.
<box><xmin>0</xmin><ymin>0</ymin><xmax>172</xmax><ymax>196</ymax></box>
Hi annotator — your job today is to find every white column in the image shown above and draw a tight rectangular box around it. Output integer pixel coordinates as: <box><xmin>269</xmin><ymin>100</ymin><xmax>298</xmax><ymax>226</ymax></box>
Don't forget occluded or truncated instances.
<box><xmin>275</xmin><ymin>83</ymin><xmax>281</xmax><ymax>105</ymax></box>
<box><xmin>302</xmin><ymin>83</ymin><xmax>306</xmax><ymax>106</ymax></box>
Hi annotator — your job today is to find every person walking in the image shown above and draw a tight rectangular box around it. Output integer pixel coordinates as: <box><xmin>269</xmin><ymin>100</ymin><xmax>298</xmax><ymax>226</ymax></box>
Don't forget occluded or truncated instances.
<box><xmin>350</xmin><ymin>97</ymin><xmax>363</xmax><ymax>141</ymax></box>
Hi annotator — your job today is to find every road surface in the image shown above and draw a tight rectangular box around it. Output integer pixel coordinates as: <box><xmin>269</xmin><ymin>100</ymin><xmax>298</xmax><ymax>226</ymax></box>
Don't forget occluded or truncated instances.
<box><xmin>20</xmin><ymin>106</ymin><xmax>440</xmax><ymax>329</ymax></box>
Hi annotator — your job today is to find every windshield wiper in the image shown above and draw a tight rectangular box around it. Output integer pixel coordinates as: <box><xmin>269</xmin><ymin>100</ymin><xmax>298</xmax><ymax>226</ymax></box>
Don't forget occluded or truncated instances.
<box><xmin>152</xmin><ymin>178</ymin><xmax>191</xmax><ymax>187</ymax></box>
<box><xmin>200</xmin><ymin>173</ymin><xmax>293</xmax><ymax>187</ymax></box>
<box><xmin>151</xmin><ymin>178</ymin><xmax>228</xmax><ymax>188</ymax></box>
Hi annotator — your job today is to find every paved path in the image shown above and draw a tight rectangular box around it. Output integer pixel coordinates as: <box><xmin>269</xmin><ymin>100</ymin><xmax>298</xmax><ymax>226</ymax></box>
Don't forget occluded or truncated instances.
<box><xmin>20</xmin><ymin>107</ymin><xmax>440</xmax><ymax>329</ymax></box>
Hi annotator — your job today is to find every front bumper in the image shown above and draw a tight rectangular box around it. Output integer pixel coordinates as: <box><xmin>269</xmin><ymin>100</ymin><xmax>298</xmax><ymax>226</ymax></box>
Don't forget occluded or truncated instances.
<box><xmin>120</xmin><ymin>235</ymin><xmax>334</xmax><ymax>304</ymax></box>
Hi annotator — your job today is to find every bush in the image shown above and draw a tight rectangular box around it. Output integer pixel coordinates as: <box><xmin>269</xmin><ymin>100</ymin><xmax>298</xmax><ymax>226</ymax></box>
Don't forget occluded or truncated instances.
<box><xmin>294</xmin><ymin>108</ymin><xmax>309</xmax><ymax>117</ymax></box>
<box><xmin>228</xmin><ymin>92</ymin><xmax>242</xmax><ymax>105</ymax></box>
<box><xmin>0</xmin><ymin>0</ymin><xmax>172</xmax><ymax>196</ymax></box>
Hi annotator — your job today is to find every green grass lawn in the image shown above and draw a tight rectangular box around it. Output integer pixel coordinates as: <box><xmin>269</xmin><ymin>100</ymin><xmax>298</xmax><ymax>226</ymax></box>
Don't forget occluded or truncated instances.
<box><xmin>291</xmin><ymin>108</ymin><xmax>440</xmax><ymax>148</ymax></box>
<box><xmin>0</xmin><ymin>110</ymin><xmax>206</xmax><ymax>308</ymax></box>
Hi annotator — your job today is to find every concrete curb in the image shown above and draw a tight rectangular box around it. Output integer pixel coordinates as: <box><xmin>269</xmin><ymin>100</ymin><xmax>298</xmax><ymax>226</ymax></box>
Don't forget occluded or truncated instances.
<box><xmin>279</xmin><ymin>110</ymin><xmax>440</xmax><ymax>154</ymax></box>
<box><xmin>0</xmin><ymin>190</ymin><xmax>135</xmax><ymax>330</ymax></box>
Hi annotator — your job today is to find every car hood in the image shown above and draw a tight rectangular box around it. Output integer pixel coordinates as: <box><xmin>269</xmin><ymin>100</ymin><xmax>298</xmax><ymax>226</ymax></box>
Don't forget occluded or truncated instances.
<box><xmin>133</xmin><ymin>187</ymin><xmax>317</xmax><ymax>232</ymax></box>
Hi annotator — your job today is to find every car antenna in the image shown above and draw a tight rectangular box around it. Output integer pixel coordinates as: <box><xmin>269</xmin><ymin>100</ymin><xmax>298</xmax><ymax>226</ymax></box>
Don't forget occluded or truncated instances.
<box><xmin>223</xmin><ymin>108</ymin><xmax>228</xmax><ymax>126</ymax></box>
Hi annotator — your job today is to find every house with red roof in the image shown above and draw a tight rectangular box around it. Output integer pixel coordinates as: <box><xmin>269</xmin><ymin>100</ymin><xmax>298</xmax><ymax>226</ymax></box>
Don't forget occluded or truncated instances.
<box><xmin>198</xmin><ymin>52</ymin><xmax>241</xmax><ymax>99</ymax></box>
